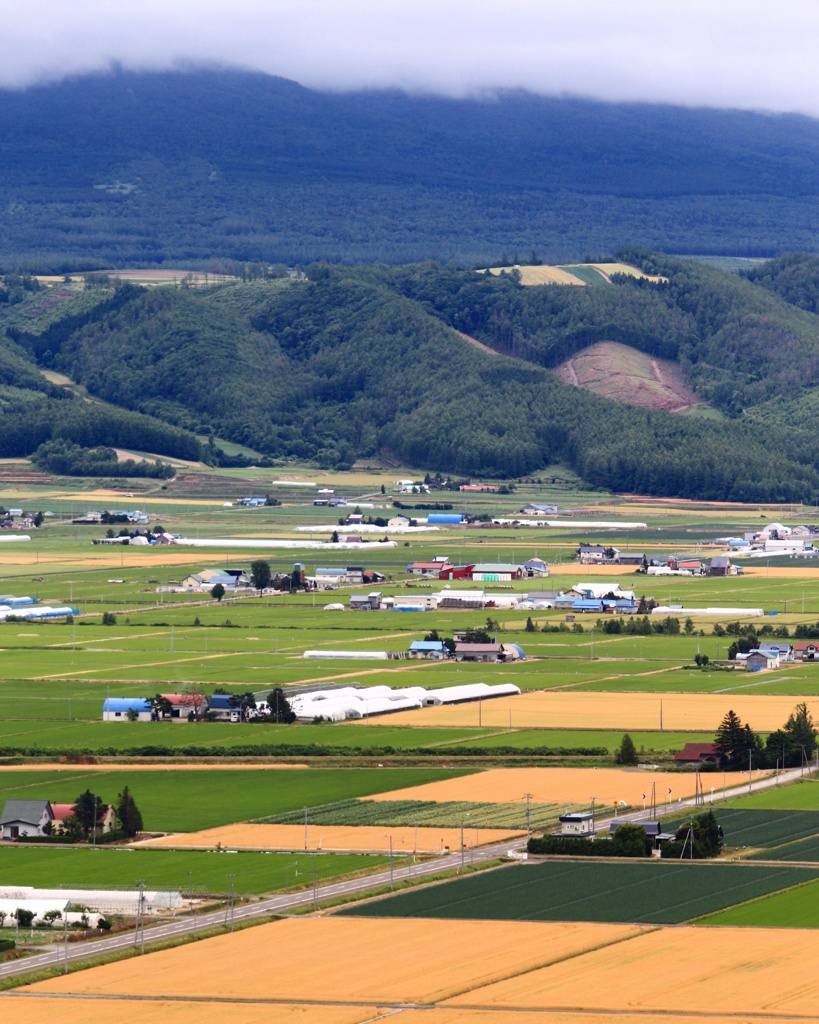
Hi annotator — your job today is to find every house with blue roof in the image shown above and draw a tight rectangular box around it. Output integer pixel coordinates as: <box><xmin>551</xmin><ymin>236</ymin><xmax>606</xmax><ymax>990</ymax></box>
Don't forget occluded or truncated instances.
<box><xmin>102</xmin><ymin>697</ymin><xmax>153</xmax><ymax>722</ymax></box>
<box><xmin>408</xmin><ymin>639</ymin><xmax>450</xmax><ymax>659</ymax></box>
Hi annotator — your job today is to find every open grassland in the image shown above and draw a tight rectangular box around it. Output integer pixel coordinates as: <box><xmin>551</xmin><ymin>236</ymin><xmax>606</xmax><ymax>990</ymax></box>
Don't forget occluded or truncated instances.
<box><xmin>138</xmin><ymin>822</ymin><xmax>522</xmax><ymax>853</ymax></box>
<box><xmin>365</xmin><ymin>766</ymin><xmax>730</xmax><ymax>809</ymax></box>
<box><xmin>0</xmin><ymin>846</ymin><xmax>386</xmax><ymax>894</ymax></box>
<box><xmin>442</xmin><ymin>924</ymin><xmax>819</xmax><ymax>1014</ymax></box>
<box><xmin>342</xmin><ymin>861</ymin><xmax>816</xmax><ymax>924</ymax></box>
<box><xmin>0</xmin><ymin>767</ymin><xmax>469</xmax><ymax>832</ymax></box>
<box><xmin>379</xmin><ymin>691</ymin><xmax>819</xmax><ymax>731</ymax></box>
<box><xmin>25</xmin><ymin>916</ymin><xmax>643</xmax><ymax>1004</ymax></box>
<box><xmin>700</xmin><ymin>875</ymin><xmax>819</xmax><ymax>926</ymax></box>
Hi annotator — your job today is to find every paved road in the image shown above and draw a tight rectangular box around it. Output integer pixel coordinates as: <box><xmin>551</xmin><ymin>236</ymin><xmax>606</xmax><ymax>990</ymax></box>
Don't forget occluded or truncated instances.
<box><xmin>0</xmin><ymin>764</ymin><xmax>813</xmax><ymax>982</ymax></box>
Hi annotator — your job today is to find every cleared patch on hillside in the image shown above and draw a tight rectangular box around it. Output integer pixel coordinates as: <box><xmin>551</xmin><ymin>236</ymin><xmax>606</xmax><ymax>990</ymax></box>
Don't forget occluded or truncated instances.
<box><xmin>554</xmin><ymin>341</ymin><xmax>703</xmax><ymax>412</ymax></box>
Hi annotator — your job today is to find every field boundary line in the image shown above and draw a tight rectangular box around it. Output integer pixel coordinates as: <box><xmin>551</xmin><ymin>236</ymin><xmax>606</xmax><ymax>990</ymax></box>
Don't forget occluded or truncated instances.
<box><xmin>439</xmin><ymin>924</ymin><xmax>656</xmax><ymax>1003</ymax></box>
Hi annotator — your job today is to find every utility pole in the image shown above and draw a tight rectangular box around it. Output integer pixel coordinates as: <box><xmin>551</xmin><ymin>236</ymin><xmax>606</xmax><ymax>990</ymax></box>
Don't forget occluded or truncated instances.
<box><xmin>523</xmin><ymin>793</ymin><xmax>533</xmax><ymax>837</ymax></box>
<box><xmin>304</xmin><ymin>806</ymin><xmax>308</xmax><ymax>851</ymax></box>
<box><xmin>460</xmin><ymin>822</ymin><xmax>465</xmax><ymax>875</ymax></box>
<box><xmin>312</xmin><ymin>853</ymin><xmax>318</xmax><ymax>911</ymax></box>
<box><xmin>389</xmin><ymin>835</ymin><xmax>395</xmax><ymax>889</ymax></box>
<box><xmin>63</xmin><ymin>912</ymin><xmax>69</xmax><ymax>973</ymax></box>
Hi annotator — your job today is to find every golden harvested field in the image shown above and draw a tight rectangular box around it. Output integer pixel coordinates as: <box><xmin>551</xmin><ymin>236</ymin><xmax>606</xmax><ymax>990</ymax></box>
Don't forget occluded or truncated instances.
<box><xmin>396</xmin><ymin>1015</ymin><xmax>815</xmax><ymax>1024</ymax></box>
<box><xmin>488</xmin><ymin>265</ymin><xmax>585</xmax><ymax>285</ymax></box>
<box><xmin>445</xmin><ymin>925</ymin><xmax>819</xmax><ymax>1016</ymax></box>
<box><xmin>27</xmin><ymin>918</ymin><xmax>641</xmax><ymax>1005</ymax></box>
<box><xmin>381</xmin><ymin>691</ymin><xmax>819</xmax><ymax>732</ymax></box>
<box><xmin>0</xmin><ymin>997</ymin><xmax>373</xmax><ymax>1024</ymax></box>
<box><xmin>138</xmin><ymin>822</ymin><xmax>523</xmax><ymax>852</ymax></box>
<box><xmin>366</xmin><ymin>766</ymin><xmax>754</xmax><ymax>808</ymax></box>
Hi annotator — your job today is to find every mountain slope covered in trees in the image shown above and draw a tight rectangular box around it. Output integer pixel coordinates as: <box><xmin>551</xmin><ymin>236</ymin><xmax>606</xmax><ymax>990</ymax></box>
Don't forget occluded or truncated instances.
<box><xmin>5</xmin><ymin>254</ymin><xmax>819</xmax><ymax>501</ymax></box>
<box><xmin>4</xmin><ymin>69</ymin><xmax>819</xmax><ymax>268</ymax></box>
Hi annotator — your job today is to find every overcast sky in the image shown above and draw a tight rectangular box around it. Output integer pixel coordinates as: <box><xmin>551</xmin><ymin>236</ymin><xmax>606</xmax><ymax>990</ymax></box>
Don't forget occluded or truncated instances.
<box><xmin>4</xmin><ymin>1</ymin><xmax>819</xmax><ymax>115</ymax></box>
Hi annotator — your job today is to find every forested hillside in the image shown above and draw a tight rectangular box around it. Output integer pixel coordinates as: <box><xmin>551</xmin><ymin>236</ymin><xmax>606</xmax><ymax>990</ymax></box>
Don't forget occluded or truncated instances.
<box><xmin>5</xmin><ymin>255</ymin><xmax>819</xmax><ymax>501</ymax></box>
<box><xmin>4</xmin><ymin>69</ymin><xmax>819</xmax><ymax>268</ymax></box>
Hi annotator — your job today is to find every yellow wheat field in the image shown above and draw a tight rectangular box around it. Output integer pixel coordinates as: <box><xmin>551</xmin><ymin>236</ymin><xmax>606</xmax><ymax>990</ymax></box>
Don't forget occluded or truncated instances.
<box><xmin>366</xmin><ymin>766</ymin><xmax>760</xmax><ymax>809</ymax></box>
<box><xmin>138</xmin><ymin>822</ymin><xmax>523</xmax><ymax>853</ymax></box>
<box><xmin>28</xmin><ymin>918</ymin><xmax>640</xmax><ymax>1005</ymax></box>
<box><xmin>488</xmin><ymin>265</ymin><xmax>585</xmax><ymax>285</ymax></box>
<box><xmin>445</xmin><ymin>925</ymin><xmax>819</xmax><ymax>1015</ymax></box>
<box><xmin>0</xmin><ymin>997</ymin><xmax>373</xmax><ymax>1024</ymax></box>
<box><xmin>380</xmin><ymin>690</ymin><xmax>819</xmax><ymax>732</ymax></box>
<box><xmin>396</xmin><ymin>1014</ymin><xmax>813</xmax><ymax>1024</ymax></box>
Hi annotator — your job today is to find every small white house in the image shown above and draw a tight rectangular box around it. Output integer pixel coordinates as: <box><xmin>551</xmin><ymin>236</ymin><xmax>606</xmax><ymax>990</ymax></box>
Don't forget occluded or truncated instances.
<box><xmin>102</xmin><ymin>697</ymin><xmax>153</xmax><ymax>722</ymax></box>
<box><xmin>557</xmin><ymin>812</ymin><xmax>596</xmax><ymax>836</ymax></box>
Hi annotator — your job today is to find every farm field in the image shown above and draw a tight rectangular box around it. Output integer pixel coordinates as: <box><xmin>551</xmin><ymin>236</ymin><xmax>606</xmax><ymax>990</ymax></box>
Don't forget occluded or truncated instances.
<box><xmin>441</xmin><ymin>924</ymin><xmax>819</xmax><ymax>1014</ymax></box>
<box><xmin>0</xmin><ymin>846</ymin><xmax>387</xmax><ymax>895</ymax></box>
<box><xmin>341</xmin><ymin>860</ymin><xmax>816</xmax><ymax>924</ymax></box>
<box><xmin>378</xmin><ymin>691</ymin><xmax>819</xmax><ymax>732</ymax></box>
<box><xmin>723</xmin><ymin>778</ymin><xmax>819</xmax><ymax>811</ymax></box>
<box><xmin>668</xmin><ymin>808</ymin><xmax>819</xmax><ymax>851</ymax></box>
<box><xmin>0</xmin><ymin>767</ymin><xmax>469</xmax><ymax>832</ymax></box>
<box><xmin>700</xmin><ymin>875</ymin><xmax>819</xmax><ymax>926</ymax></box>
<box><xmin>0</xmin><ymin>1000</ymin><xmax>372</xmax><ymax>1024</ymax></box>
<box><xmin>365</xmin><ymin>766</ymin><xmax>736</xmax><ymax>809</ymax></box>
<box><xmin>263</xmin><ymin>797</ymin><xmax>559</xmax><ymax>831</ymax></box>
<box><xmin>138</xmin><ymin>822</ymin><xmax>523</xmax><ymax>853</ymax></box>
<box><xmin>25</xmin><ymin>916</ymin><xmax>644</xmax><ymax>1003</ymax></box>
<box><xmin>22</xmin><ymin>916</ymin><xmax>819</xmax><ymax>1023</ymax></box>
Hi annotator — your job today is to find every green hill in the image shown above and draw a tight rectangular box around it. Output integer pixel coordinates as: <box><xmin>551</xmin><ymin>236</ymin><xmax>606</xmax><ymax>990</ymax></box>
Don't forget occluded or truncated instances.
<box><xmin>4</xmin><ymin>255</ymin><xmax>819</xmax><ymax>502</ymax></box>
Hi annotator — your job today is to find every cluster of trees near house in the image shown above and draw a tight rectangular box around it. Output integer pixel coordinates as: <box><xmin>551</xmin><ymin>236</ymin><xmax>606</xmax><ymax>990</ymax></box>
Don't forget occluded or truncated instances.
<box><xmin>710</xmin><ymin>703</ymin><xmax>817</xmax><ymax>771</ymax></box>
<box><xmin>40</xmin><ymin>787</ymin><xmax>143</xmax><ymax>843</ymax></box>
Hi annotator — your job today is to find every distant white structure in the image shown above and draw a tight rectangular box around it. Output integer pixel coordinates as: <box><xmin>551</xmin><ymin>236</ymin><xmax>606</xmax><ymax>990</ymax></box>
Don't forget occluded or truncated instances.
<box><xmin>290</xmin><ymin>682</ymin><xmax>521</xmax><ymax>721</ymax></box>
<box><xmin>651</xmin><ymin>606</ymin><xmax>765</xmax><ymax>617</ymax></box>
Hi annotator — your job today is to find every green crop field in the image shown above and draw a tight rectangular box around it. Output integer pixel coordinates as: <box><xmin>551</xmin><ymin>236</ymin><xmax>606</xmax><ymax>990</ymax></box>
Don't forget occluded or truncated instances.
<box><xmin>699</xmin><ymin>875</ymin><xmax>819</xmax><ymax>927</ymax></box>
<box><xmin>0</xmin><ymin>767</ymin><xmax>471</xmax><ymax>832</ymax></box>
<box><xmin>0</xmin><ymin>846</ymin><xmax>387</xmax><ymax>896</ymax></box>
<box><xmin>341</xmin><ymin>860</ymin><xmax>819</xmax><ymax>923</ymax></box>
<box><xmin>666</xmin><ymin>808</ymin><xmax>819</xmax><ymax>850</ymax></box>
<box><xmin>264</xmin><ymin>797</ymin><xmax>557</xmax><ymax>831</ymax></box>
<box><xmin>750</xmin><ymin>834</ymin><xmax>819</xmax><ymax>862</ymax></box>
<box><xmin>723</xmin><ymin>779</ymin><xmax>819</xmax><ymax>812</ymax></box>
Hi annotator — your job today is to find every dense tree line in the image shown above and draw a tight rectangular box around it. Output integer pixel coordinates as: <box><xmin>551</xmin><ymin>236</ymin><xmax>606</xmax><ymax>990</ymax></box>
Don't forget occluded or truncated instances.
<box><xmin>7</xmin><ymin>70</ymin><xmax>819</xmax><ymax>267</ymax></box>
<box><xmin>32</xmin><ymin>439</ymin><xmax>175</xmax><ymax>479</ymax></box>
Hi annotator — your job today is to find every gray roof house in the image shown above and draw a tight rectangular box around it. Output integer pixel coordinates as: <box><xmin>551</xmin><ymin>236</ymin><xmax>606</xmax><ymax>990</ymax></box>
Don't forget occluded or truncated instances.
<box><xmin>1</xmin><ymin>799</ymin><xmax>53</xmax><ymax>840</ymax></box>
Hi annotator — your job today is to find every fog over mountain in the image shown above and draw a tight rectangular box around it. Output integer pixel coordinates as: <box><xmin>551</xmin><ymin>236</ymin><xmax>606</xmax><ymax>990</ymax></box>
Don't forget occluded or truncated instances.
<box><xmin>4</xmin><ymin>1</ymin><xmax>819</xmax><ymax>116</ymax></box>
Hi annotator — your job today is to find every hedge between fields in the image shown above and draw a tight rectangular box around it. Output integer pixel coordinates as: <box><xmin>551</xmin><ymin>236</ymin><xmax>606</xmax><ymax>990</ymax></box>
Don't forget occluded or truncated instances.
<box><xmin>0</xmin><ymin>744</ymin><xmax>609</xmax><ymax>758</ymax></box>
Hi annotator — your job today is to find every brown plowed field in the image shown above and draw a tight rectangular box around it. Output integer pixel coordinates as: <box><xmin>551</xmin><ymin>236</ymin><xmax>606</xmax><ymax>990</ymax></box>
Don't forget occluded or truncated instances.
<box><xmin>555</xmin><ymin>341</ymin><xmax>703</xmax><ymax>412</ymax></box>
<box><xmin>137</xmin><ymin>823</ymin><xmax>523</xmax><ymax>853</ymax></box>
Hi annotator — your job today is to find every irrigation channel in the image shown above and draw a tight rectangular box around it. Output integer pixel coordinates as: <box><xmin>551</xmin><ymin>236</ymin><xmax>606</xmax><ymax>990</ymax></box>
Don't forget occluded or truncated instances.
<box><xmin>0</xmin><ymin>764</ymin><xmax>811</xmax><ymax>984</ymax></box>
